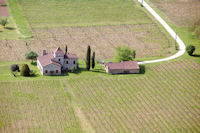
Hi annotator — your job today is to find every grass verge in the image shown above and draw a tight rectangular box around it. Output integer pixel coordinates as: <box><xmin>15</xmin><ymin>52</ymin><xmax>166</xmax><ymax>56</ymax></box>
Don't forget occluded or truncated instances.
<box><xmin>6</xmin><ymin>0</ymin><xmax>32</xmax><ymax>38</ymax></box>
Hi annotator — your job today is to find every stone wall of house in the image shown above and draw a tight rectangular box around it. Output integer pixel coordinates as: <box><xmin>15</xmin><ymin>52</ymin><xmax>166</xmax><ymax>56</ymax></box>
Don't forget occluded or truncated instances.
<box><xmin>54</xmin><ymin>55</ymin><xmax>64</xmax><ymax>66</ymax></box>
<box><xmin>63</xmin><ymin>58</ymin><xmax>78</xmax><ymax>70</ymax></box>
<box><xmin>43</xmin><ymin>64</ymin><xmax>61</xmax><ymax>75</ymax></box>
<box><xmin>106</xmin><ymin>68</ymin><xmax>140</xmax><ymax>74</ymax></box>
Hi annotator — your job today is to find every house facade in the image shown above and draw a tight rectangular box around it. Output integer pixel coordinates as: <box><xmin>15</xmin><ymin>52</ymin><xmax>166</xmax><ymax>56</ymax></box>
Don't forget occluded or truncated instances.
<box><xmin>105</xmin><ymin>61</ymin><xmax>140</xmax><ymax>74</ymax></box>
<box><xmin>37</xmin><ymin>47</ymin><xmax>78</xmax><ymax>75</ymax></box>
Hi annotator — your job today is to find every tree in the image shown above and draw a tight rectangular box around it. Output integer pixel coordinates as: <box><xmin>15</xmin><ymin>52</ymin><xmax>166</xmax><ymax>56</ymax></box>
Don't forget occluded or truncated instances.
<box><xmin>25</xmin><ymin>51</ymin><xmax>38</xmax><ymax>63</ymax></box>
<box><xmin>10</xmin><ymin>64</ymin><xmax>20</xmax><ymax>77</ymax></box>
<box><xmin>132</xmin><ymin>50</ymin><xmax>136</xmax><ymax>59</ymax></box>
<box><xmin>92</xmin><ymin>51</ymin><xmax>95</xmax><ymax>69</ymax></box>
<box><xmin>0</xmin><ymin>18</ymin><xmax>8</xmax><ymax>28</ymax></box>
<box><xmin>65</xmin><ymin>45</ymin><xmax>68</xmax><ymax>54</ymax></box>
<box><xmin>86</xmin><ymin>45</ymin><xmax>91</xmax><ymax>71</ymax></box>
<box><xmin>186</xmin><ymin>45</ymin><xmax>196</xmax><ymax>56</ymax></box>
<box><xmin>20</xmin><ymin>64</ymin><xmax>30</xmax><ymax>77</ymax></box>
<box><xmin>115</xmin><ymin>46</ymin><xmax>136</xmax><ymax>62</ymax></box>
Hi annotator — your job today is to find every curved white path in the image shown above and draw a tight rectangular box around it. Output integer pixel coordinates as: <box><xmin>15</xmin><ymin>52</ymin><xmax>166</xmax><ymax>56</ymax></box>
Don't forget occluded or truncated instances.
<box><xmin>137</xmin><ymin>0</ymin><xmax>185</xmax><ymax>64</ymax></box>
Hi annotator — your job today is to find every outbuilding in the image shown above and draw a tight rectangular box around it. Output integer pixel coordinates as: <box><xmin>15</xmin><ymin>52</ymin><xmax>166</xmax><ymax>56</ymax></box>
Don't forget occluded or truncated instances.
<box><xmin>105</xmin><ymin>61</ymin><xmax>140</xmax><ymax>74</ymax></box>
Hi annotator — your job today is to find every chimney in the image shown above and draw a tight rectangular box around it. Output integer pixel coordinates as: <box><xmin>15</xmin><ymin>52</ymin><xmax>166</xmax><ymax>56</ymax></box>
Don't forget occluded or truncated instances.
<box><xmin>42</xmin><ymin>50</ymin><xmax>46</xmax><ymax>56</ymax></box>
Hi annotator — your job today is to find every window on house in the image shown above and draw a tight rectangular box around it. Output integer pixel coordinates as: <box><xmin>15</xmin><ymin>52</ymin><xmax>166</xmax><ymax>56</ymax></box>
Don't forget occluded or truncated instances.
<box><xmin>73</xmin><ymin>61</ymin><xmax>76</xmax><ymax>64</ymax></box>
<box><xmin>56</xmin><ymin>70</ymin><xmax>58</xmax><ymax>73</ymax></box>
<box><xmin>58</xmin><ymin>58</ymin><xmax>60</xmax><ymax>61</ymax></box>
<box><xmin>66</xmin><ymin>61</ymin><xmax>68</xmax><ymax>64</ymax></box>
<box><xmin>45</xmin><ymin>70</ymin><xmax>48</xmax><ymax>73</ymax></box>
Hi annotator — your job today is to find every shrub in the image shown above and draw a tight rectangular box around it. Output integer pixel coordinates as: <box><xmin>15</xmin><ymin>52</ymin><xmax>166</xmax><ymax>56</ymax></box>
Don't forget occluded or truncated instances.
<box><xmin>70</xmin><ymin>66</ymin><xmax>75</xmax><ymax>73</ymax></box>
<box><xmin>115</xmin><ymin>46</ymin><xmax>136</xmax><ymax>62</ymax></box>
<box><xmin>10</xmin><ymin>64</ymin><xmax>20</xmax><ymax>72</ymax></box>
<box><xmin>186</xmin><ymin>45</ymin><xmax>196</xmax><ymax>56</ymax></box>
<box><xmin>10</xmin><ymin>64</ymin><xmax>20</xmax><ymax>77</ymax></box>
<box><xmin>0</xmin><ymin>18</ymin><xmax>8</xmax><ymax>28</ymax></box>
<box><xmin>20</xmin><ymin>64</ymin><xmax>30</xmax><ymax>76</ymax></box>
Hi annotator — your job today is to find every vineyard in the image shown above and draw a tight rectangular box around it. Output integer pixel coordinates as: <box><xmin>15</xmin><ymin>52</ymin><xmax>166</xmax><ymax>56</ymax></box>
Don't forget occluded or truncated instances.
<box><xmin>0</xmin><ymin>80</ymin><xmax>83</xmax><ymax>132</ymax></box>
<box><xmin>66</xmin><ymin>59</ymin><xmax>200</xmax><ymax>132</ymax></box>
<box><xmin>0</xmin><ymin>24</ymin><xmax>174</xmax><ymax>61</ymax></box>
<box><xmin>0</xmin><ymin>58</ymin><xmax>199</xmax><ymax>132</ymax></box>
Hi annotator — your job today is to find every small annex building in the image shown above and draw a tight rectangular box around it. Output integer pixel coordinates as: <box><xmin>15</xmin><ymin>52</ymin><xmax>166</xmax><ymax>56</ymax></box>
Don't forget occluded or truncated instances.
<box><xmin>105</xmin><ymin>61</ymin><xmax>140</xmax><ymax>74</ymax></box>
<box><xmin>37</xmin><ymin>47</ymin><xmax>78</xmax><ymax>75</ymax></box>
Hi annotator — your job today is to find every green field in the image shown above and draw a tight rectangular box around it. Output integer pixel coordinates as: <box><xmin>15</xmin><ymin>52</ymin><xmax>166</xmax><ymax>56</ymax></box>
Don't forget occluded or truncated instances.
<box><xmin>16</xmin><ymin>0</ymin><xmax>153</xmax><ymax>28</ymax></box>
<box><xmin>0</xmin><ymin>59</ymin><xmax>200</xmax><ymax>132</ymax></box>
<box><xmin>0</xmin><ymin>80</ymin><xmax>83</xmax><ymax>132</ymax></box>
<box><xmin>0</xmin><ymin>0</ymin><xmax>200</xmax><ymax>132</ymax></box>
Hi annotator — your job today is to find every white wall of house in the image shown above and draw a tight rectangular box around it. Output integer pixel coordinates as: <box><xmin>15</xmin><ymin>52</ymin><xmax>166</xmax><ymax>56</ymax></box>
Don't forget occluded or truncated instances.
<box><xmin>37</xmin><ymin>60</ymin><xmax>43</xmax><ymax>74</ymax></box>
<box><xmin>43</xmin><ymin>64</ymin><xmax>61</xmax><ymax>75</ymax></box>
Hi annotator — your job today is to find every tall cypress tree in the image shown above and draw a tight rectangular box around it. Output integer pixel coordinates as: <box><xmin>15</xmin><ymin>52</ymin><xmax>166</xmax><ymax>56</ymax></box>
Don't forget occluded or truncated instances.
<box><xmin>86</xmin><ymin>45</ymin><xmax>91</xmax><ymax>71</ymax></box>
<box><xmin>92</xmin><ymin>51</ymin><xmax>95</xmax><ymax>69</ymax></box>
<box><xmin>65</xmin><ymin>45</ymin><xmax>68</xmax><ymax>54</ymax></box>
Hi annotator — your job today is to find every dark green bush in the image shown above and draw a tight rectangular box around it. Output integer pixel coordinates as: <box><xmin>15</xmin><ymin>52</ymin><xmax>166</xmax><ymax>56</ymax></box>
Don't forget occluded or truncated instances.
<box><xmin>186</xmin><ymin>45</ymin><xmax>196</xmax><ymax>56</ymax></box>
<box><xmin>20</xmin><ymin>64</ymin><xmax>30</xmax><ymax>76</ymax></box>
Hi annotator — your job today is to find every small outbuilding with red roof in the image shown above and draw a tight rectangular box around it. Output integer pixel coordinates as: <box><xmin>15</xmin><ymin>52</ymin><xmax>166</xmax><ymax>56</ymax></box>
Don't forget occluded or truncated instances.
<box><xmin>105</xmin><ymin>61</ymin><xmax>140</xmax><ymax>74</ymax></box>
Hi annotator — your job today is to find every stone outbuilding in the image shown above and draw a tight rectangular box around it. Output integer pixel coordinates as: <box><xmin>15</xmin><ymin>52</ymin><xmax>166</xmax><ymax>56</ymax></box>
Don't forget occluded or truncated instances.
<box><xmin>37</xmin><ymin>47</ymin><xmax>78</xmax><ymax>75</ymax></box>
<box><xmin>105</xmin><ymin>61</ymin><xmax>140</xmax><ymax>74</ymax></box>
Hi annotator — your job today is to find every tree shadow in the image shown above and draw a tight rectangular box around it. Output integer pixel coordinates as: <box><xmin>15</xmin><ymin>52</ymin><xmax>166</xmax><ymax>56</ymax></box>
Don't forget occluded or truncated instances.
<box><xmin>31</xmin><ymin>62</ymin><xmax>37</xmax><ymax>66</ymax></box>
<box><xmin>139</xmin><ymin>65</ymin><xmax>145</xmax><ymax>74</ymax></box>
<box><xmin>5</xmin><ymin>27</ymin><xmax>15</xmax><ymax>30</ymax></box>
<box><xmin>192</xmin><ymin>54</ymin><xmax>200</xmax><ymax>57</ymax></box>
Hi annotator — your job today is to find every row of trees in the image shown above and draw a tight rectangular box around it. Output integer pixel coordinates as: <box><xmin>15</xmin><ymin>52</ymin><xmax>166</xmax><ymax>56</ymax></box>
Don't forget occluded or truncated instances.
<box><xmin>86</xmin><ymin>45</ymin><xmax>95</xmax><ymax>71</ymax></box>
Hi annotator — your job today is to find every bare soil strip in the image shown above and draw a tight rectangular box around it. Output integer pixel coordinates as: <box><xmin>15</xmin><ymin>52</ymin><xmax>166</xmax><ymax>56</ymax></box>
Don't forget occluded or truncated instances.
<box><xmin>0</xmin><ymin>6</ymin><xmax>9</xmax><ymax>16</ymax></box>
<box><xmin>74</xmin><ymin>107</ymin><xmax>95</xmax><ymax>133</ymax></box>
<box><xmin>0</xmin><ymin>0</ymin><xmax>9</xmax><ymax>16</ymax></box>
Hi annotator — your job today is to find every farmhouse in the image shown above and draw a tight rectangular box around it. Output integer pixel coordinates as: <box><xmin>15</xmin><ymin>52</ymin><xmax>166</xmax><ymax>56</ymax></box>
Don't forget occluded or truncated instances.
<box><xmin>37</xmin><ymin>47</ymin><xmax>78</xmax><ymax>75</ymax></box>
<box><xmin>105</xmin><ymin>61</ymin><xmax>140</xmax><ymax>74</ymax></box>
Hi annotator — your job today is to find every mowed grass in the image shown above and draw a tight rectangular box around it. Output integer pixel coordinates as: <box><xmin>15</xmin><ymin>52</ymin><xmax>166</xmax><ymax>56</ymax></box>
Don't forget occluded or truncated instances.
<box><xmin>17</xmin><ymin>0</ymin><xmax>153</xmax><ymax>28</ymax></box>
<box><xmin>66</xmin><ymin>59</ymin><xmax>200</xmax><ymax>132</ymax></box>
<box><xmin>0</xmin><ymin>80</ymin><xmax>83</xmax><ymax>132</ymax></box>
<box><xmin>0</xmin><ymin>17</ymin><xmax>20</xmax><ymax>40</ymax></box>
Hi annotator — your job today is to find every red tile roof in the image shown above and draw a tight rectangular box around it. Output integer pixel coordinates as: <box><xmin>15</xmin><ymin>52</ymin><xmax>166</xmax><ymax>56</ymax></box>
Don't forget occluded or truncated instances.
<box><xmin>105</xmin><ymin>61</ymin><xmax>139</xmax><ymax>70</ymax></box>
<box><xmin>54</xmin><ymin>47</ymin><xmax>64</xmax><ymax>55</ymax></box>
<box><xmin>64</xmin><ymin>54</ymin><xmax>78</xmax><ymax>59</ymax></box>
<box><xmin>38</xmin><ymin>47</ymin><xmax>78</xmax><ymax>67</ymax></box>
<box><xmin>37</xmin><ymin>53</ymin><xmax>61</xmax><ymax>67</ymax></box>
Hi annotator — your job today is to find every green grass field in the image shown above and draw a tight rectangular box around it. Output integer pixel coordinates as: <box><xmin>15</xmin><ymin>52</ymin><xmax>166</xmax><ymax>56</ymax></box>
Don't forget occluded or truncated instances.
<box><xmin>0</xmin><ymin>80</ymin><xmax>83</xmax><ymax>132</ymax></box>
<box><xmin>67</xmin><ymin>59</ymin><xmax>200</xmax><ymax>132</ymax></box>
<box><xmin>0</xmin><ymin>59</ymin><xmax>199</xmax><ymax>132</ymax></box>
<box><xmin>0</xmin><ymin>0</ymin><xmax>200</xmax><ymax>132</ymax></box>
<box><xmin>0</xmin><ymin>17</ymin><xmax>20</xmax><ymax>39</ymax></box>
<box><xmin>16</xmin><ymin>0</ymin><xmax>153</xmax><ymax>28</ymax></box>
